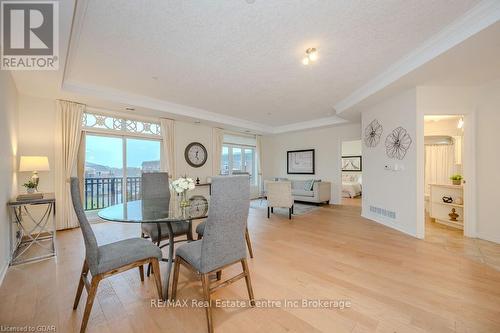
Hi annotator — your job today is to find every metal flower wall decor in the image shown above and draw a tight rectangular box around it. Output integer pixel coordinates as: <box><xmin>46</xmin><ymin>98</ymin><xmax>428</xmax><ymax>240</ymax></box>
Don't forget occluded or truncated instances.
<box><xmin>385</xmin><ymin>126</ymin><xmax>412</xmax><ymax>160</ymax></box>
<box><xmin>364</xmin><ymin>119</ymin><xmax>383</xmax><ymax>147</ymax></box>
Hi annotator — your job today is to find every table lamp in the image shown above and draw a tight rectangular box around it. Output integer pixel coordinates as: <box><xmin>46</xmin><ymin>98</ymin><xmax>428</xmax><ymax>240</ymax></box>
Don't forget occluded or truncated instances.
<box><xmin>19</xmin><ymin>156</ymin><xmax>50</xmax><ymax>191</ymax></box>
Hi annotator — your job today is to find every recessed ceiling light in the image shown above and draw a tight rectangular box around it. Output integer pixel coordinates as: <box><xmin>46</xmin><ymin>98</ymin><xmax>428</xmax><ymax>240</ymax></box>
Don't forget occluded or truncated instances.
<box><xmin>125</xmin><ymin>107</ymin><xmax>135</xmax><ymax>111</ymax></box>
<box><xmin>302</xmin><ymin>47</ymin><xmax>318</xmax><ymax>65</ymax></box>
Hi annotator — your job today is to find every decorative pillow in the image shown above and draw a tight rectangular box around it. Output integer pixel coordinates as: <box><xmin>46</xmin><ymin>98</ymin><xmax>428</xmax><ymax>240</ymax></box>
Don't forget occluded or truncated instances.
<box><xmin>304</xmin><ymin>179</ymin><xmax>314</xmax><ymax>191</ymax></box>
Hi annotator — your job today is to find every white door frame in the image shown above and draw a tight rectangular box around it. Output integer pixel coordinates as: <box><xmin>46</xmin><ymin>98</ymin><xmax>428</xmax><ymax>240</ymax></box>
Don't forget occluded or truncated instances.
<box><xmin>339</xmin><ymin>137</ymin><xmax>363</xmax><ymax>206</ymax></box>
<box><xmin>416</xmin><ymin>112</ymin><xmax>477</xmax><ymax>238</ymax></box>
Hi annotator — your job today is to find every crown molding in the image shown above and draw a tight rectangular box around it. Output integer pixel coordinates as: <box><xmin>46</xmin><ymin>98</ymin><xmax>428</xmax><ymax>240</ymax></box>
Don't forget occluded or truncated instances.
<box><xmin>63</xmin><ymin>80</ymin><xmax>352</xmax><ymax>134</ymax></box>
<box><xmin>334</xmin><ymin>0</ymin><xmax>500</xmax><ymax>113</ymax></box>
<box><xmin>272</xmin><ymin>115</ymin><xmax>348</xmax><ymax>134</ymax></box>
<box><xmin>62</xmin><ymin>80</ymin><xmax>275</xmax><ymax>133</ymax></box>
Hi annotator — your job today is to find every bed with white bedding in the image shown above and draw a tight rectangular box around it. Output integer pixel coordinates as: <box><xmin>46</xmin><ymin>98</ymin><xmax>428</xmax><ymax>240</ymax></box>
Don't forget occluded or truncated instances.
<box><xmin>342</xmin><ymin>174</ymin><xmax>362</xmax><ymax>198</ymax></box>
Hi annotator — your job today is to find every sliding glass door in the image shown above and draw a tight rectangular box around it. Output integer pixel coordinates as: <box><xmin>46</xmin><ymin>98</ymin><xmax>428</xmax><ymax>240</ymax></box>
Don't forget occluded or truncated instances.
<box><xmin>125</xmin><ymin>138</ymin><xmax>161</xmax><ymax>201</ymax></box>
<box><xmin>220</xmin><ymin>144</ymin><xmax>257</xmax><ymax>184</ymax></box>
<box><xmin>84</xmin><ymin>134</ymin><xmax>161</xmax><ymax>211</ymax></box>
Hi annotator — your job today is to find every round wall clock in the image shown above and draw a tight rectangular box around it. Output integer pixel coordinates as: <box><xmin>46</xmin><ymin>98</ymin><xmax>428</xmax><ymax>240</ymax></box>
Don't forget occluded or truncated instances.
<box><xmin>185</xmin><ymin>142</ymin><xmax>208</xmax><ymax>168</ymax></box>
<box><xmin>189</xmin><ymin>195</ymin><xmax>209</xmax><ymax>218</ymax></box>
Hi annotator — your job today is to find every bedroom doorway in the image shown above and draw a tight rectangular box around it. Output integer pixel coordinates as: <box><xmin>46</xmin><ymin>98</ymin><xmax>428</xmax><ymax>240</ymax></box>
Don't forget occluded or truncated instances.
<box><xmin>341</xmin><ymin>139</ymin><xmax>362</xmax><ymax>207</ymax></box>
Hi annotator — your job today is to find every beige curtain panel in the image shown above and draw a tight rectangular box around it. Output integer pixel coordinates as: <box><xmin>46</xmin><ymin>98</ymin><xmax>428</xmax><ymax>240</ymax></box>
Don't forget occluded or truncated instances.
<box><xmin>160</xmin><ymin>118</ymin><xmax>176</xmax><ymax>178</ymax></box>
<box><xmin>212</xmin><ymin>128</ymin><xmax>224</xmax><ymax>176</ymax></box>
<box><xmin>55</xmin><ymin>100</ymin><xmax>85</xmax><ymax>230</ymax></box>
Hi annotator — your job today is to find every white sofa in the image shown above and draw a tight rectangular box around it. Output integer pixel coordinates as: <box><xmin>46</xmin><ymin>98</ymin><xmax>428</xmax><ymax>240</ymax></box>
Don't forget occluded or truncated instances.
<box><xmin>266</xmin><ymin>179</ymin><xmax>331</xmax><ymax>204</ymax></box>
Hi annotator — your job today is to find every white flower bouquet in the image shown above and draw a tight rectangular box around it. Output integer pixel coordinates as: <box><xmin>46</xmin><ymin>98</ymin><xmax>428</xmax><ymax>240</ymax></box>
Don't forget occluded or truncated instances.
<box><xmin>170</xmin><ymin>176</ymin><xmax>196</xmax><ymax>208</ymax></box>
<box><xmin>170</xmin><ymin>176</ymin><xmax>196</xmax><ymax>193</ymax></box>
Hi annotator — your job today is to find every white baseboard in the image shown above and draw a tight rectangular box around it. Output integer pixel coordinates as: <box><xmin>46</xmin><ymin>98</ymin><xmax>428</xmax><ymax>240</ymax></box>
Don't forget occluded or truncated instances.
<box><xmin>476</xmin><ymin>232</ymin><xmax>500</xmax><ymax>245</ymax></box>
<box><xmin>361</xmin><ymin>212</ymin><xmax>419</xmax><ymax>239</ymax></box>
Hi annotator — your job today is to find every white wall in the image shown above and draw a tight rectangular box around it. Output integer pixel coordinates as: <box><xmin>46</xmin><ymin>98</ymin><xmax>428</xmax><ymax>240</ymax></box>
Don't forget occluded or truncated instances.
<box><xmin>424</xmin><ymin>118</ymin><xmax>463</xmax><ymax>137</ymax></box>
<box><xmin>342</xmin><ymin>140</ymin><xmax>362</xmax><ymax>156</ymax></box>
<box><xmin>261</xmin><ymin>123</ymin><xmax>361</xmax><ymax>204</ymax></box>
<box><xmin>0</xmin><ymin>71</ymin><xmax>18</xmax><ymax>283</ymax></box>
<box><xmin>17</xmin><ymin>95</ymin><xmax>57</xmax><ymax>193</ymax></box>
<box><xmin>174</xmin><ymin>121</ymin><xmax>213</xmax><ymax>200</ymax></box>
<box><xmin>476</xmin><ymin>79</ymin><xmax>500</xmax><ymax>243</ymax></box>
<box><xmin>361</xmin><ymin>89</ymin><xmax>419</xmax><ymax>237</ymax></box>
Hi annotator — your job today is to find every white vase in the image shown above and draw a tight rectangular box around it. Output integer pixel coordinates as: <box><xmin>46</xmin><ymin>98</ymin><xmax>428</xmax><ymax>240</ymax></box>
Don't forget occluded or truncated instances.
<box><xmin>27</xmin><ymin>188</ymin><xmax>35</xmax><ymax>194</ymax></box>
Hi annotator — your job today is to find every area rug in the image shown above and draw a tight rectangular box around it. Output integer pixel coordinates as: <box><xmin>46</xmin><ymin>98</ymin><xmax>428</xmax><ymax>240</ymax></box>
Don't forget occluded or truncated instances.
<box><xmin>250</xmin><ymin>199</ymin><xmax>320</xmax><ymax>216</ymax></box>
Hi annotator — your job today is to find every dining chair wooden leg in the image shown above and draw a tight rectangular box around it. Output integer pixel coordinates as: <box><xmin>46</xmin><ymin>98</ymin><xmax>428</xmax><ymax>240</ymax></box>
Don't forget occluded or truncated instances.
<box><xmin>151</xmin><ymin>258</ymin><xmax>163</xmax><ymax>299</ymax></box>
<box><xmin>80</xmin><ymin>275</ymin><xmax>101</xmax><ymax>333</ymax></box>
<box><xmin>291</xmin><ymin>205</ymin><xmax>294</xmax><ymax>214</ymax></box>
<box><xmin>73</xmin><ymin>260</ymin><xmax>89</xmax><ymax>310</ymax></box>
<box><xmin>139</xmin><ymin>265</ymin><xmax>144</xmax><ymax>282</ymax></box>
<box><xmin>267</xmin><ymin>207</ymin><xmax>270</xmax><ymax>218</ymax></box>
<box><xmin>289</xmin><ymin>207</ymin><xmax>292</xmax><ymax>220</ymax></box>
<box><xmin>171</xmin><ymin>256</ymin><xmax>181</xmax><ymax>300</ymax></box>
<box><xmin>241</xmin><ymin>259</ymin><xmax>255</xmax><ymax>306</ymax></box>
<box><xmin>201</xmin><ymin>273</ymin><xmax>214</xmax><ymax>333</ymax></box>
<box><xmin>271</xmin><ymin>207</ymin><xmax>274</xmax><ymax>213</ymax></box>
<box><xmin>245</xmin><ymin>228</ymin><xmax>254</xmax><ymax>259</ymax></box>
<box><xmin>216</xmin><ymin>270</ymin><xmax>222</xmax><ymax>281</ymax></box>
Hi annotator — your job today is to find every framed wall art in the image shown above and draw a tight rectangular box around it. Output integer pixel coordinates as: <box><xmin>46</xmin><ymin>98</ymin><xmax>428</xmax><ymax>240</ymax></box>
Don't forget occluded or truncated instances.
<box><xmin>342</xmin><ymin>155</ymin><xmax>362</xmax><ymax>172</ymax></box>
<box><xmin>287</xmin><ymin>149</ymin><xmax>315</xmax><ymax>174</ymax></box>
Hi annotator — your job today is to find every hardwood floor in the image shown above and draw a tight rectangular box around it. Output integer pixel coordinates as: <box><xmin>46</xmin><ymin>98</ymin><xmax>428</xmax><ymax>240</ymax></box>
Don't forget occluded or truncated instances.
<box><xmin>425</xmin><ymin>213</ymin><xmax>500</xmax><ymax>271</ymax></box>
<box><xmin>341</xmin><ymin>196</ymin><xmax>362</xmax><ymax>207</ymax></box>
<box><xmin>2</xmin><ymin>204</ymin><xmax>500</xmax><ymax>332</ymax></box>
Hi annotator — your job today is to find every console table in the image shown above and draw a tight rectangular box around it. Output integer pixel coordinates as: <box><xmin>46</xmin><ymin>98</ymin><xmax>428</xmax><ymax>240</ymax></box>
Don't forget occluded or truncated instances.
<box><xmin>8</xmin><ymin>193</ymin><xmax>56</xmax><ymax>265</ymax></box>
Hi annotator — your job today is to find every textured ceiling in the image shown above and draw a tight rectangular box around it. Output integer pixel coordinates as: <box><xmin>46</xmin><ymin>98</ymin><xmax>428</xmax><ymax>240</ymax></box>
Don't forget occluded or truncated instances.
<box><xmin>64</xmin><ymin>0</ymin><xmax>482</xmax><ymax>126</ymax></box>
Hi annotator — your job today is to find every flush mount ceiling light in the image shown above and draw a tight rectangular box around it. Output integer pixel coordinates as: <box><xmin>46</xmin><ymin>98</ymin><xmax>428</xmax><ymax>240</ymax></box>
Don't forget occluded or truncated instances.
<box><xmin>302</xmin><ymin>47</ymin><xmax>318</xmax><ymax>65</ymax></box>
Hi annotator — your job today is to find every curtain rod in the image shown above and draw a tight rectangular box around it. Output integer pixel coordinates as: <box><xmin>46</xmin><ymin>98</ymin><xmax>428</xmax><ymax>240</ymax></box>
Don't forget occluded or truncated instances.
<box><xmin>222</xmin><ymin>129</ymin><xmax>257</xmax><ymax>138</ymax></box>
<box><xmin>56</xmin><ymin>99</ymin><xmax>86</xmax><ymax>105</ymax></box>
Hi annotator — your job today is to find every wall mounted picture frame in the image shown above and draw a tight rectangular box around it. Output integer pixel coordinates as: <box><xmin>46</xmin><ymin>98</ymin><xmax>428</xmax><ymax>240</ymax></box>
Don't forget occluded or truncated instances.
<box><xmin>287</xmin><ymin>149</ymin><xmax>315</xmax><ymax>174</ymax></box>
<box><xmin>342</xmin><ymin>155</ymin><xmax>362</xmax><ymax>172</ymax></box>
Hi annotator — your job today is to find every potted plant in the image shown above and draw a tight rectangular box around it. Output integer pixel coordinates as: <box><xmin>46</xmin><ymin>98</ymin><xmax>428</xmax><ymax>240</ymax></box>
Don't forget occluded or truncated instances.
<box><xmin>23</xmin><ymin>179</ymin><xmax>37</xmax><ymax>194</ymax></box>
<box><xmin>450</xmin><ymin>174</ymin><xmax>463</xmax><ymax>186</ymax></box>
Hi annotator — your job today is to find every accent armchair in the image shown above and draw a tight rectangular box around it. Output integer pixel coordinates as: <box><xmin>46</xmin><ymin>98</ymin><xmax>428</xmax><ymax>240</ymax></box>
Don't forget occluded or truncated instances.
<box><xmin>265</xmin><ymin>180</ymin><xmax>294</xmax><ymax>219</ymax></box>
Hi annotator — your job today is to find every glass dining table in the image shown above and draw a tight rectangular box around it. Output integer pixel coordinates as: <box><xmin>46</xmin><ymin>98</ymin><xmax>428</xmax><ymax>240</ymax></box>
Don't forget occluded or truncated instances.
<box><xmin>98</xmin><ymin>194</ymin><xmax>209</xmax><ymax>299</ymax></box>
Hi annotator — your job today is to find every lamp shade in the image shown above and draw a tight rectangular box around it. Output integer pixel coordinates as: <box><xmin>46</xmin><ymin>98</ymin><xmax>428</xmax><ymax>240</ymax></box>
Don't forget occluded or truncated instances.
<box><xmin>19</xmin><ymin>156</ymin><xmax>50</xmax><ymax>172</ymax></box>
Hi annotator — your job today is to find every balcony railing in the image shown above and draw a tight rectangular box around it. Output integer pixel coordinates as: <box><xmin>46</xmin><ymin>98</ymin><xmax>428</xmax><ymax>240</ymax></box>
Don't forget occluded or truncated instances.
<box><xmin>84</xmin><ymin>177</ymin><xmax>142</xmax><ymax>211</ymax></box>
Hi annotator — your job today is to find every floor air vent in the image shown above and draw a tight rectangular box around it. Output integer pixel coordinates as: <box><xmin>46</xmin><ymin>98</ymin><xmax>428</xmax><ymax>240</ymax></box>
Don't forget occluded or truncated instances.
<box><xmin>369</xmin><ymin>206</ymin><xmax>396</xmax><ymax>219</ymax></box>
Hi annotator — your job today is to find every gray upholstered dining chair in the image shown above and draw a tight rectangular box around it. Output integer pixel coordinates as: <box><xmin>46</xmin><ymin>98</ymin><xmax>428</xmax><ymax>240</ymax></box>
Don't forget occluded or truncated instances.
<box><xmin>70</xmin><ymin>178</ymin><xmax>163</xmax><ymax>333</ymax></box>
<box><xmin>141</xmin><ymin>172</ymin><xmax>192</xmax><ymax>276</ymax></box>
<box><xmin>196</xmin><ymin>222</ymin><xmax>254</xmax><ymax>258</ymax></box>
<box><xmin>171</xmin><ymin>176</ymin><xmax>255</xmax><ymax>333</ymax></box>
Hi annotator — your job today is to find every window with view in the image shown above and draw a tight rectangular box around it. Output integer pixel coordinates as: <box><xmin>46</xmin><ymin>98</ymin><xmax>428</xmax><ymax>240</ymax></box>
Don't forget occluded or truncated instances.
<box><xmin>82</xmin><ymin>113</ymin><xmax>162</xmax><ymax>212</ymax></box>
<box><xmin>221</xmin><ymin>144</ymin><xmax>256</xmax><ymax>183</ymax></box>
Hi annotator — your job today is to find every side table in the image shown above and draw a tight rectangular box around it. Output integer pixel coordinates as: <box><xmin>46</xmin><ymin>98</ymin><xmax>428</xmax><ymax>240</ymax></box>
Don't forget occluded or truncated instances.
<box><xmin>7</xmin><ymin>193</ymin><xmax>56</xmax><ymax>265</ymax></box>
